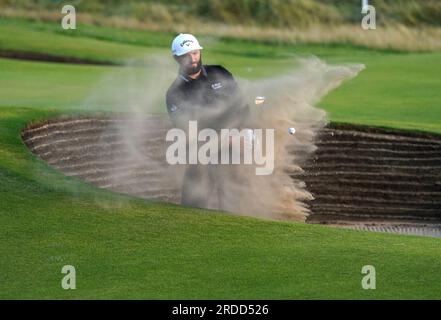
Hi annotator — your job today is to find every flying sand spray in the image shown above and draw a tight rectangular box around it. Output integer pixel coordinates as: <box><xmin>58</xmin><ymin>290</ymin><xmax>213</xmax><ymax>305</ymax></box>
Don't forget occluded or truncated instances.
<box><xmin>83</xmin><ymin>54</ymin><xmax>364</xmax><ymax>221</ymax></box>
<box><xmin>254</xmin><ymin>95</ymin><xmax>296</xmax><ymax>135</ymax></box>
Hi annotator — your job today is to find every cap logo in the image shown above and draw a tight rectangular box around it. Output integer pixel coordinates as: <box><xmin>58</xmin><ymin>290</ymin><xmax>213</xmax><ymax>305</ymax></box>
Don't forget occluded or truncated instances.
<box><xmin>180</xmin><ymin>39</ymin><xmax>194</xmax><ymax>47</ymax></box>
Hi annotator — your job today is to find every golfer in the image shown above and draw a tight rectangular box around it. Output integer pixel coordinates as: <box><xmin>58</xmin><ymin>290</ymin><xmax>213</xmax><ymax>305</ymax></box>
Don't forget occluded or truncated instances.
<box><xmin>166</xmin><ymin>33</ymin><xmax>250</xmax><ymax>210</ymax></box>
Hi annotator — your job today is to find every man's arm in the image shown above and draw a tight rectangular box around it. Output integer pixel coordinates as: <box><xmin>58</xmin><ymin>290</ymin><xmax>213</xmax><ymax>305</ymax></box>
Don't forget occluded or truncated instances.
<box><xmin>166</xmin><ymin>88</ymin><xmax>192</xmax><ymax>132</ymax></box>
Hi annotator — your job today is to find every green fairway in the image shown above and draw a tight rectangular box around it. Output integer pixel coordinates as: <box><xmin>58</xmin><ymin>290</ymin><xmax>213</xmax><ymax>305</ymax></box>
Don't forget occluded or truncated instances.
<box><xmin>0</xmin><ymin>19</ymin><xmax>159</xmax><ymax>64</ymax></box>
<box><xmin>322</xmin><ymin>52</ymin><xmax>441</xmax><ymax>133</ymax></box>
<box><xmin>1</xmin><ymin>18</ymin><xmax>441</xmax><ymax>299</ymax></box>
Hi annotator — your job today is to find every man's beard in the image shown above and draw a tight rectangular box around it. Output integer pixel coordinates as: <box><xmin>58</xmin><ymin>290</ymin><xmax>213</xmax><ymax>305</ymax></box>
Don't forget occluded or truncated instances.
<box><xmin>180</xmin><ymin>58</ymin><xmax>203</xmax><ymax>76</ymax></box>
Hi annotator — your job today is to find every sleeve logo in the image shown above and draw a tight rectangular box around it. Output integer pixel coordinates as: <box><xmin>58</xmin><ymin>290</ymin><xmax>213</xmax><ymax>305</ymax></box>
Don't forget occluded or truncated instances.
<box><xmin>170</xmin><ymin>104</ymin><xmax>179</xmax><ymax>113</ymax></box>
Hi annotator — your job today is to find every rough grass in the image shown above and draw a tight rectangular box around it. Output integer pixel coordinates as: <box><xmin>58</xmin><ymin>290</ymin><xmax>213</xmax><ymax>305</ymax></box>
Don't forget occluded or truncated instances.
<box><xmin>1</xmin><ymin>7</ymin><xmax>441</xmax><ymax>52</ymax></box>
<box><xmin>2</xmin><ymin>0</ymin><xmax>441</xmax><ymax>27</ymax></box>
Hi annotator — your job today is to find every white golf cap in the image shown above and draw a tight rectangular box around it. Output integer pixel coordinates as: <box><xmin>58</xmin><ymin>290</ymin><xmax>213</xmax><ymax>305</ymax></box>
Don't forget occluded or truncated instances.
<box><xmin>171</xmin><ymin>33</ymin><xmax>203</xmax><ymax>56</ymax></box>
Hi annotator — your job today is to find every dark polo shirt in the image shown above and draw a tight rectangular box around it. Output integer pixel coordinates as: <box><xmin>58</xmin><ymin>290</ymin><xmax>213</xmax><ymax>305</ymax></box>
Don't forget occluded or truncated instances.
<box><xmin>166</xmin><ymin>65</ymin><xmax>250</xmax><ymax>131</ymax></box>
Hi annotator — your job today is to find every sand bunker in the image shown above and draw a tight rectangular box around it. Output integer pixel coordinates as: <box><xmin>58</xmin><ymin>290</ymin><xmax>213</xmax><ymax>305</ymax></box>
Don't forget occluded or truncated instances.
<box><xmin>22</xmin><ymin>116</ymin><xmax>441</xmax><ymax>232</ymax></box>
